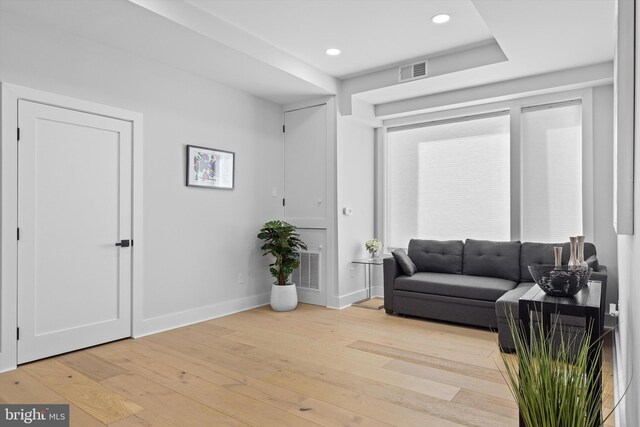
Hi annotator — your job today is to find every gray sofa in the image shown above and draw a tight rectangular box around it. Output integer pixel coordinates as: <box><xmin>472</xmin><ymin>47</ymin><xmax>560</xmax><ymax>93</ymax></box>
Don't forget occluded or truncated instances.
<box><xmin>383</xmin><ymin>239</ymin><xmax>607</xmax><ymax>351</ymax></box>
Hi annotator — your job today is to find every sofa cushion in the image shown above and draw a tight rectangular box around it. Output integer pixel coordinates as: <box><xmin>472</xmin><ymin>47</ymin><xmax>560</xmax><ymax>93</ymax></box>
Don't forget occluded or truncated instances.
<box><xmin>408</xmin><ymin>239</ymin><xmax>463</xmax><ymax>274</ymax></box>
<box><xmin>392</xmin><ymin>249</ymin><xmax>417</xmax><ymax>276</ymax></box>
<box><xmin>520</xmin><ymin>242</ymin><xmax>598</xmax><ymax>282</ymax></box>
<box><xmin>495</xmin><ymin>283</ymin><xmax>535</xmax><ymax>319</ymax></box>
<box><xmin>394</xmin><ymin>272</ymin><xmax>517</xmax><ymax>302</ymax></box>
<box><xmin>462</xmin><ymin>239</ymin><xmax>521</xmax><ymax>282</ymax></box>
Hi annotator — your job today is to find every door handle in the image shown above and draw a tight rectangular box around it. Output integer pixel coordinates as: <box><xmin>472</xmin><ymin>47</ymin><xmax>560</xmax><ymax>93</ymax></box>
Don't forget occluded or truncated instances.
<box><xmin>115</xmin><ymin>239</ymin><xmax>131</xmax><ymax>247</ymax></box>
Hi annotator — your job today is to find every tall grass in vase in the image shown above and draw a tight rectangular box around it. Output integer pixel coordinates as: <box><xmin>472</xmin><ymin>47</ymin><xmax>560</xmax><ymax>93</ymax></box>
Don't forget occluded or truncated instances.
<box><xmin>499</xmin><ymin>313</ymin><xmax>616</xmax><ymax>427</ymax></box>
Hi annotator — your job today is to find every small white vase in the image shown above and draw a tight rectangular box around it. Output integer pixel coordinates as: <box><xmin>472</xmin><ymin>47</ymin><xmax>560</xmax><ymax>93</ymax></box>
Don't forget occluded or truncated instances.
<box><xmin>568</xmin><ymin>236</ymin><xmax>578</xmax><ymax>268</ymax></box>
<box><xmin>553</xmin><ymin>246</ymin><xmax>563</xmax><ymax>269</ymax></box>
<box><xmin>577</xmin><ymin>235</ymin><xmax>588</xmax><ymax>268</ymax></box>
<box><xmin>270</xmin><ymin>283</ymin><xmax>298</xmax><ymax>312</ymax></box>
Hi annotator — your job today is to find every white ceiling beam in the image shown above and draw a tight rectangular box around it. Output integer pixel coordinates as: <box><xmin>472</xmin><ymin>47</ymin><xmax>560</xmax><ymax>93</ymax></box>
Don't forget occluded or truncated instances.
<box><xmin>375</xmin><ymin>61</ymin><xmax>613</xmax><ymax>119</ymax></box>
<box><xmin>339</xmin><ymin>40</ymin><xmax>507</xmax><ymax>116</ymax></box>
<box><xmin>128</xmin><ymin>0</ymin><xmax>339</xmax><ymax>97</ymax></box>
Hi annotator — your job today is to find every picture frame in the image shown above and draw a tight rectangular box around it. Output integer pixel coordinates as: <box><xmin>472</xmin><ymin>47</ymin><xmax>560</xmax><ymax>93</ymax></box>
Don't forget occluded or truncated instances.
<box><xmin>186</xmin><ymin>145</ymin><xmax>235</xmax><ymax>190</ymax></box>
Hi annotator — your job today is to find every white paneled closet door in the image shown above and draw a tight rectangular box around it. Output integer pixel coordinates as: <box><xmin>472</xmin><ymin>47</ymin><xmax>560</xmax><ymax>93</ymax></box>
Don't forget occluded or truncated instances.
<box><xmin>284</xmin><ymin>104</ymin><xmax>327</xmax><ymax>306</ymax></box>
<box><xmin>17</xmin><ymin>100</ymin><xmax>133</xmax><ymax>364</ymax></box>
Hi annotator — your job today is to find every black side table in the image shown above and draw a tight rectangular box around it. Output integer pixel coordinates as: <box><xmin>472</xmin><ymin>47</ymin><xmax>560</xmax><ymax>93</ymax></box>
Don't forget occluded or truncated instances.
<box><xmin>518</xmin><ymin>280</ymin><xmax>605</xmax><ymax>427</ymax></box>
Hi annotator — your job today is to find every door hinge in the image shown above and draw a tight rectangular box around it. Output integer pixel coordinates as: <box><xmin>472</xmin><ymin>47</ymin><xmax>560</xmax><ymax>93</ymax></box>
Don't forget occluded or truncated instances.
<box><xmin>17</xmin><ymin>327</ymin><xmax>19</xmax><ymax>341</ymax></box>
<box><xmin>282</xmin><ymin>198</ymin><xmax>286</xmax><ymax>207</ymax></box>
<box><xmin>282</xmin><ymin>125</ymin><xmax>285</xmax><ymax>133</ymax></box>
<box><xmin>17</xmin><ymin>228</ymin><xmax>20</xmax><ymax>240</ymax></box>
<box><xmin>17</xmin><ymin>128</ymin><xmax>20</xmax><ymax>141</ymax></box>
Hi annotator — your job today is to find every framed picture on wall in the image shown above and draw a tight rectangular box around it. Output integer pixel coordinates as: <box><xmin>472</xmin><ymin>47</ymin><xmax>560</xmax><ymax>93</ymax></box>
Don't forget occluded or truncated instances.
<box><xmin>186</xmin><ymin>145</ymin><xmax>235</xmax><ymax>190</ymax></box>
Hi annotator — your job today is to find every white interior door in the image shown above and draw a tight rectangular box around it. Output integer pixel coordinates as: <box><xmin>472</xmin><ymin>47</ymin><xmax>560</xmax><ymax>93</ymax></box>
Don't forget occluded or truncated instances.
<box><xmin>284</xmin><ymin>105</ymin><xmax>327</xmax><ymax>226</ymax></box>
<box><xmin>284</xmin><ymin>104</ymin><xmax>327</xmax><ymax>306</ymax></box>
<box><xmin>17</xmin><ymin>100</ymin><xmax>133</xmax><ymax>364</ymax></box>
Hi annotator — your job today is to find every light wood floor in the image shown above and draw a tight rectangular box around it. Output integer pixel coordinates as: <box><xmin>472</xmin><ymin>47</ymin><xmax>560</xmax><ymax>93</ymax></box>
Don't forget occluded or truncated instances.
<box><xmin>0</xmin><ymin>303</ymin><xmax>616</xmax><ymax>426</ymax></box>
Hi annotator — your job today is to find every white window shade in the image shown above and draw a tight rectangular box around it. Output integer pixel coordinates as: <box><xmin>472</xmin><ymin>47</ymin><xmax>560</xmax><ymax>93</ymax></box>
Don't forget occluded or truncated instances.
<box><xmin>521</xmin><ymin>102</ymin><xmax>582</xmax><ymax>243</ymax></box>
<box><xmin>386</xmin><ymin>113</ymin><xmax>510</xmax><ymax>248</ymax></box>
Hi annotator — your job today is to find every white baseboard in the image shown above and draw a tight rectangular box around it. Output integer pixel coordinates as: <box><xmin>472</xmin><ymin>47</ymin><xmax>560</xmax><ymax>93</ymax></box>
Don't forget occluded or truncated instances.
<box><xmin>0</xmin><ymin>365</ymin><xmax>17</xmax><ymax>374</ymax></box>
<box><xmin>134</xmin><ymin>292</ymin><xmax>270</xmax><ymax>338</ymax></box>
<box><xmin>371</xmin><ymin>285</ymin><xmax>383</xmax><ymax>298</ymax></box>
<box><xmin>329</xmin><ymin>286</ymin><xmax>385</xmax><ymax>309</ymax></box>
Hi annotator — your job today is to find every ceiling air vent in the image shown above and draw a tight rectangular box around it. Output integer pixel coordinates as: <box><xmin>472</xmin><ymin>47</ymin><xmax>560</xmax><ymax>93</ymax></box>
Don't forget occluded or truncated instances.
<box><xmin>399</xmin><ymin>61</ymin><xmax>428</xmax><ymax>82</ymax></box>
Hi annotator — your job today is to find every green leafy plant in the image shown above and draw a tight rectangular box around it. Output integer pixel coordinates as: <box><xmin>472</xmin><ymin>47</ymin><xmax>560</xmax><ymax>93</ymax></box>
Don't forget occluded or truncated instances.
<box><xmin>257</xmin><ymin>220</ymin><xmax>307</xmax><ymax>286</ymax></box>
<box><xmin>499</xmin><ymin>312</ymin><xmax>618</xmax><ymax>427</ymax></box>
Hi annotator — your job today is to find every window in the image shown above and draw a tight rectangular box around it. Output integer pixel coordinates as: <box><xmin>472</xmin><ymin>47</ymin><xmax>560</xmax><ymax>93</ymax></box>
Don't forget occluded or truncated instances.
<box><xmin>384</xmin><ymin>98</ymin><xmax>585</xmax><ymax>248</ymax></box>
<box><xmin>521</xmin><ymin>101</ymin><xmax>583</xmax><ymax>242</ymax></box>
<box><xmin>386</xmin><ymin>113</ymin><xmax>511</xmax><ymax>248</ymax></box>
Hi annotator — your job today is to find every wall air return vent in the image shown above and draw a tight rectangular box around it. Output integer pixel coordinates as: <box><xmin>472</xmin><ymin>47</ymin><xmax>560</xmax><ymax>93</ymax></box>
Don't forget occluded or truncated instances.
<box><xmin>292</xmin><ymin>251</ymin><xmax>320</xmax><ymax>290</ymax></box>
<box><xmin>399</xmin><ymin>60</ymin><xmax>428</xmax><ymax>82</ymax></box>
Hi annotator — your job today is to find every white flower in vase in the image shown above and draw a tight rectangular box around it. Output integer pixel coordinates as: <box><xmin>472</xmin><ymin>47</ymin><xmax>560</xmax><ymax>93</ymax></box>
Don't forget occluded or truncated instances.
<box><xmin>365</xmin><ymin>239</ymin><xmax>383</xmax><ymax>260</ymax></box>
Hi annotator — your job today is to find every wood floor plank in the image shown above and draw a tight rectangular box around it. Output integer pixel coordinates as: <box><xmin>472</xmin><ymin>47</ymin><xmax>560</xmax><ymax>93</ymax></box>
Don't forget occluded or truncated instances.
<box><xmin>221</xmin><ymin>326</ymin><xmax>391</xmax><ymax>367</ymax></box>
<box><xmin>248</xmin><ymin>350</ymin><xmax>513</xmax><ymax>427</ymax></box>
<box><xmin>288</xmin><ymin>397</ymin><xmax>393</xmax><ymax>427</ymax></box>
<box><xmin>136</xmin><ymin>329</ymin><xmax>468</xmax><ymax>426</ymax></box>
<box><xmin>108</xmin><ymin>338</ymin><xmax>394</xmax><ymax>427</ymax></box>
<box><xmin>58</xmin><ymin>351</ymin><xmax>128</xmax><ymax>382</ymax></box>
<box><xmin>260</xmin><ymin>368</ymin><xmax>467</xmax><ymax>427</ymax></box>
<box><xmin>384</xmin><ymin>359</ymin><xmax>513</xmax><ymax>400</ymax></box>
<box><xmin>0</xmin><ymin>303</ymin><xmax>616</xmax><ymax>427</ymax></box>
<box><xmin>132</xmin><ymin>337</ymin><xmax>427</xmax><ymax>426</ymax></box>
<box><xmin>22</xmin><ymin>360</ymin><xmax>143</xmax><ymax>424</ymax></box>
<box><xmin>108</xmin><ymin>410</ymin><xmax>177</xmax><ymax>427</ymax></box>
<box><xmin>101</xmin><ymin>373</ymin><xmax>248</xmax><ymax>426</ymax></box>
<box><xmin>95</xmin><ymin>346</ymin><xmax>321</xmax><ymax>427</ymax></box>
<box><xmin>0</xmin><ymin>369</ymin><xmax>106</xmax><ymax>427</ymax></box>
<box><xmin>89</xmin><ymin>339</ymin><xmax>243</xmax><ymax>388</ymax></box>
<box><xmin>249</xmin><ymin>307</ymin><xmax>498</xmax><ymax>368</ymax></box>
<box><xmin>348</xmin><ymin>340</ymin><xmax>503</xmax><ymax>383</ymax></box>
<box><xmin>216</xmin><ymin>309</ymin><xmax>359</xmax><ymax>347</ymax></box>
<box><xmin>451</xmin><ymin>389</ymin><xmax>518</xmax><ymax>420</ymax></box>
<box><xmin>178</xmin><ymin>322</ymin><xmax>234</xmax><ymax>338</ymax></box>
<box><xmin>145</xmin><ymin>329</ymin><xmax>510</xmax><ymax>427</ymax></box>
<box><xmin>216</xmin><ymin>331</ymin><xmax>462</xmax><ymax>401</ymax></box>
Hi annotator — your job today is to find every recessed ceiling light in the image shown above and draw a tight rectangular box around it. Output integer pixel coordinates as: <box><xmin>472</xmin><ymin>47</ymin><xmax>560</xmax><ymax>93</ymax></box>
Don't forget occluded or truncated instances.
<box><xmin>432</xmin><ymin>13</ymin><xmax>451</xmax><ymax>24</ymax></box>
<box><xmin>325</xmin><ymin>48</ymin><xmax>341</xmax><ymax>56</ymax></box>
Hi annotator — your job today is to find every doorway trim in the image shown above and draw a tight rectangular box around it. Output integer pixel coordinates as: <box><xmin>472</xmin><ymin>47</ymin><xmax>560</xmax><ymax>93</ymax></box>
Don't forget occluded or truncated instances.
<box><xmin>0</xmin><ymin>83</ymin><xmax>144</xmax><ymax>372</ymax></box>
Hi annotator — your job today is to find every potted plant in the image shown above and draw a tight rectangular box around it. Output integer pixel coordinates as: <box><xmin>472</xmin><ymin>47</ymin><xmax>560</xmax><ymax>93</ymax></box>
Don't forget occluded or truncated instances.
<box><xmin>257</xmin><ymin>220</ymin><xmax>307</xmax><ymax>311</ymax></box>
<box><xmin>500</xmin><ymin>313</ymin><xmax>619</xmax><ymax>426</ymax></box>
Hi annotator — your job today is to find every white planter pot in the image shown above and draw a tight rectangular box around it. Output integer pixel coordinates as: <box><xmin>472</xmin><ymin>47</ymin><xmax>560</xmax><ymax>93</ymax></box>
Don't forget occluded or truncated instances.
<box><xmin>270</xmin><ymin>283</ymin><xmax>298</xmax><ymax>312</ymax></box>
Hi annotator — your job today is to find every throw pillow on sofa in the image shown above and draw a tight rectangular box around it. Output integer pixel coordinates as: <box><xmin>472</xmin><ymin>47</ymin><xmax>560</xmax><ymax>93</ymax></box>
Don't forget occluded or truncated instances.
<box><xmin>407</xmin><ymin>239</ymin><xmax>464</xmax><ymax>274</ymax></box>
<box><xmin>392</xmin><ymin>249</ymin><xmax>417</xmax><ymax>276</ymax></box>
<box><xmin>462</xmin><ymin>239</ymin><xmax>521</xmax><ymax>282</ymax></box>
<box><xmin>586</xmin><ymin>255</ymin><xmax>599</xmax><ymax>270</ymax></box>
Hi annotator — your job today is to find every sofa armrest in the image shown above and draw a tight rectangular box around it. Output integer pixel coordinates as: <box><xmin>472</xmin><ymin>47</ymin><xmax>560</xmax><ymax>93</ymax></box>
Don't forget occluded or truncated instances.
<box><xmin>384</xmin><ymin>256</ymin><xmax>401</xmax><ymax>314</ymax></box>
<box><xmin>590</xmin><ymin>264</ymin><xmax>607</xmax><ymax>288</ymax></box>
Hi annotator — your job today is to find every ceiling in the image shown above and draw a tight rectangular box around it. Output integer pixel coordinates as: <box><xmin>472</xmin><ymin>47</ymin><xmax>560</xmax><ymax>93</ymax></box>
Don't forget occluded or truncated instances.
<box><xmin>0</xmin><ymin>0</ymin><xmax>615</xmax><ymax>110</ymax></box>
<box><xmin>358</xmin><ymin>0</ymin><xmax>615</xmax><ymax>106</ymax></box>
<box><xmin>185</xmin><ymin>0</ymin><xmax>494</xmax><ymax>79</ymax></box>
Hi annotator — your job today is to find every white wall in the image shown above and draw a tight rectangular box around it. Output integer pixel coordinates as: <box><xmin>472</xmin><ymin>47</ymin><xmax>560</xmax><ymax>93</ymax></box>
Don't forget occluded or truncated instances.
<box><xmin>0</xmin><ymin>10</ymin><xmax>284</xmax><ymax>343</ymax></box>
<box><xmin>592</xmin><ymin>85</ymin><xmax>619</xmax><ymax>308</ymax></box>
<box><xmin>615</xmin><ymin>125</ymin><xmax>640</xmax><ymax>426</ymax></box>
<box><xmin>336</xmin><ymin>116</ymin><xmax>375</xmax><ymax>306</ymax></box>
<box><xmin>615</xmin><ymin>4</ymin><xmax>640</xmax><ymax>425</ymax></box>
